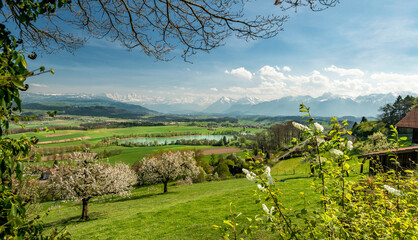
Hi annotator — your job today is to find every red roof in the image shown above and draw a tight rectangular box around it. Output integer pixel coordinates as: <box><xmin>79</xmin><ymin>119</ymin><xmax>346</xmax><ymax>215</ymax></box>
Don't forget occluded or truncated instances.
<box><xmin>358</xmin><ymin>145</ymin><xmax>418</xmax><ymax>158</ymax></box>
<box><xmin>396</xmin><ymin>107</ymin><xmax>418</xmax><ymax>128</ymax></box>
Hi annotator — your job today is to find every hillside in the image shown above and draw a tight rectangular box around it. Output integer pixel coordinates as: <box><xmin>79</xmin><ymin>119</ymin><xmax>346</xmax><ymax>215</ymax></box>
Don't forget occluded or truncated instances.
<box><xmin>21</xmin><ymin>93</ymin><xmax>157</xmax><ymax>118</ymax></box>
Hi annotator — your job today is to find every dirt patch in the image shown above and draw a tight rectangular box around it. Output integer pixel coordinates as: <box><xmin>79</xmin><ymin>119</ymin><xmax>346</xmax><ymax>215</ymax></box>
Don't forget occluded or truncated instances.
<box><xmin>45</xmin><ymin>133</ymin><xmax>72</xmax><ymax>137</ymax></box>
<box><xmin>41</xmin><ymin>153</ymin><xmax>72</xmax><ymax>161</ymax></box>
<box><xmin>199</xmin><ymin>147</ymin><xmax>243</xmax><ymax>155</ymax></box>
<box><xmin>38</xmin><ymin>136</ymin><xmax>91</xmax><ymax>145</ymax></box>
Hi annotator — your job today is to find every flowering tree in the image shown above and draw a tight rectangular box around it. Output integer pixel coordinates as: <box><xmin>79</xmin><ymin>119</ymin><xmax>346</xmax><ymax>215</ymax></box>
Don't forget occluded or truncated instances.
<box><xmin>48</xmin><ymin>152</ymin><xmax>137</xmax><ymax>220</ymax></box>
<box><xmin>138</xmin><ymin>150</ymin><xmax>200</xmax><ymax>193</ymax></box>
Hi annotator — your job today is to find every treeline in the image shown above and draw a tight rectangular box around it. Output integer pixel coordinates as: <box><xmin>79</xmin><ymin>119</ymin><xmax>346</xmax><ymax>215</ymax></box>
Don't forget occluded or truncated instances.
<box><xmin>147</xmin><ymin>115</ymin><xmax>239</xmax><ymax>123</ymax></box>
<box><xmin>6</xmin><ymin>125</ymin><xmax>86</xmax><ymax>135</ymax></box>
<box><xmin>379</xmin><ymin>95</ymin><xmax>417</xmax><ymax>126</ymax></box>
<box><xmin>121</xmin><ymin>137</ymin><xmax>232</xmax><ymax>147</ymax></box>
<box><xmin>32</xmin><ymin>143</ymin><xmax>93</xmax><ymax>156</ymax></box>
<box><xmin>352</xmin><ymin>95</ymin><xmax>417</xmax><ymax>140</ymax></box>
<box><xmin>253</xmin><ymin>121</ymin><xmax>302</xmax><ymax>153</ymax></box>
<box><xmin>80</xmin><ymin>121</ymin><xmax>164</xmax><ymax>129</ymax></box>
<box><xmin>23</xmin><ymin>103</ymin><xmax>147</xmax><ymax>119</ymax></box>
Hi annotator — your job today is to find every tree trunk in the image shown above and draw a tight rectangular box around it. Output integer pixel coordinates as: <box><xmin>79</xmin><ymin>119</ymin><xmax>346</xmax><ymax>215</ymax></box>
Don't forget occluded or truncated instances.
<box><xmin>81</xmin><ymin>198</ymin><xmax>91</xmax><ymax>220</ymax></box>
<box><xmin>310</xmin><ymin>163</ymin><xmax>315</xmax><ymax>175</ymax></box>
<box><xmin>360</xmin><ymin>159</ymin><xmax>365</xmax><ymax>174</ymax></box>
<box><xmin>163</xmin><ymin>181</ymin><xmax>168</xmax><ymax>193</ymax></box>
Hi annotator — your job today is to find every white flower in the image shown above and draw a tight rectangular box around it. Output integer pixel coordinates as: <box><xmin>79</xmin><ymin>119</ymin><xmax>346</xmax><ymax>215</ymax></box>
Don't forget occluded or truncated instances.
<box><xmin>292</xmin><ymin>122</ymin><xmax>309</xmax><ymax>131</ymax></box>
<box><xmin>383</xmin><ymin>185</ymin><xmax>402</xmax><ymax>196</ymax></box>
<box><xmin>257</xmin><ymin>184</ymin><xmax>265</xmax><ymax>190</ymax></box>
<box><xmin>267</xmin><ymin>176</ymin><xmax>274</xmax><ymax>186</ymax></box>
<box><xmin>316</xmin><ymin>137</ymin><xmax>325</xmax><ymax>144</ymax></box>
<box><xmin>265</xmin><ymin>167</ymin><xmax>271</xmax><ymax>176</ymax></box>
<box><xmin>265</xmin><ymin>167</ymin><xmax>274</xmax><ymax>185</ymax></box>
<box><xmin>346</xmin><ymin>141</ymin><xmax>353</xmax><ymax>151</ymax></box>
<box><xmin>243</xmin><ymin>168</ymin><xmax>256</xmax><ymax>182</ymax></box>
<box><xmin>262</xmin><ymin>204</ymin><xmax>275</xmax><ymax>220</ymax></box>
<box><xmin>262</xmin><ymin>204</ymin><xmax>269</xmax><ymax>214</ymax></box>
<box><xmin>330</xmin><ymin>149</ymin><xmax>344</xmax><ymax>157</ymax></box>
<box><xmin>314</xmin><ymin>122</ymin><xmax>324</xmax><ymax>132</ymax></box>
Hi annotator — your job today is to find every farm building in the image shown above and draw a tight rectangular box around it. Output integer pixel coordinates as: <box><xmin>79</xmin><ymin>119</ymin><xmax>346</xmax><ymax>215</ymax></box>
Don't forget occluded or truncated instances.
<box><xmin>358</xmin><ymin>146</ymin><xmax>418</xmax><ymax>175</ymax></box>
<box><xmin>395</xmin><ymin>107</ymin><xmax>418</xmax><ymax>145</ymax></box>
<box><xmin>358</xmin><ymin>107</ymin><xmax>418</xmax><ymax>174</ymax></box>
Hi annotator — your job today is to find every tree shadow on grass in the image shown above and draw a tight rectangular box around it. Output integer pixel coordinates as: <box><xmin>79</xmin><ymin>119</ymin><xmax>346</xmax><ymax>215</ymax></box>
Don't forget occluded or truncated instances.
<box><xmin>108</xmin><ymin>191</ymin><xmax>180</xmax><ymax>204</ymax></box>
<box><xmin>43</xmin><ymin>212</ymin><xmax>103</xmax><ymax>229</ymax></box>
<box><xmin>277</xmin><ymin>175</ymin><xmax>311</xmax><ymax>182</ymax></box>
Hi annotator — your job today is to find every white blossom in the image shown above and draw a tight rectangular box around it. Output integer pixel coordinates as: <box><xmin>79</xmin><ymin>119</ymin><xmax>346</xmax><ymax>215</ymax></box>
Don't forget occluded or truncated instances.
<box><xmin>292</xmin><ymin>122</ymin><xmax>309</xmax><ymax>131</ymax></box>
<box><xmin>265</xmin><ymin>167</ymin><xmax>274</xmax><ymax>185</ymax></box>
<box><xmin>262</xmin><ymin>204</ymin><xmax>275</xmax><ymax>220</ymax></box>
<box><xmin>265</xmin><ymin>166</ymin><xmax>271</xmax><ymax>176</ymax></box>
<box><xmin>383</xmin><ymin>185</ymin><xmax>402</xmax><ymax>196</ymax></box>
<box><xmin>242</xmin><ymin>168</ymin><xmax>256</xmax><ymax>182</ymax></box>
<box><xmin>138</xmin><ymin>150</ymin><xmax>200</xmax><ymax>193</ymax></box>
<box><xmin>48</xmin><ymin>152</ymin><xmax>137</xmax><ymax>219</ymax></box>
<box><xmin>330</xmin><ymin>149</ymin><xmax>344</xmax><ymax>157</ymax></box>
<box><xmin>346</xmin><ymin>141</ymin><xmax>353</xmax><ymax>151</ymax></box>
<box><xmin>314</xmin><ymin>122</ymin><xmax>324</xmax><ymax>132</ymax></box>
<box><xmin>257</xmin><ymin>184</ymin><xmax>265</xmax><ymax>190</ymax></box>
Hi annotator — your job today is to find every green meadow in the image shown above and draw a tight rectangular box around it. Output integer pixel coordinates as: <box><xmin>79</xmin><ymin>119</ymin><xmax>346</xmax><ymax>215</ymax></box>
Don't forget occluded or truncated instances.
<box><xmin>41</xmin><ymin>157</ymin><xmax>323</xmax><ymax>240</ymax></box>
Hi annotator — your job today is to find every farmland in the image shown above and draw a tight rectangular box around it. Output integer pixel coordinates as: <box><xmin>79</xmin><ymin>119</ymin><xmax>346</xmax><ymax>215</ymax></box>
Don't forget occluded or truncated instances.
<box><xmin>9</xmin><ymin>116</ymin><xmax>264</xmax><ymax>166</ymax></box>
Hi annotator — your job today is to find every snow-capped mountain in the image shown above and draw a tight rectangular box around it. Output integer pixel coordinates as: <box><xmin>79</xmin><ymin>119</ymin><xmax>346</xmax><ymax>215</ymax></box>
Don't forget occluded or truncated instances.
<box><xmin>22</xmin><ymin>92</ymin><xmax>411</xmax><ymax>117</ymax></box>
<box><xmin>199</xmin><ymin>93</ymin><xmax>400</xmax><ymax>117</ymax></box>
<box><xmin>203</xmin><ymin>96</ymin><xmax>261</xmax><ymax>114</ymax></box>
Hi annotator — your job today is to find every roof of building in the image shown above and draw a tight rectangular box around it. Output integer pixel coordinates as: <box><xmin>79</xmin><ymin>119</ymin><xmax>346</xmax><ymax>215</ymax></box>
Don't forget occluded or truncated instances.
<box><xmin>396</xmin><ymin>107</ymin><xmax>418</xmax><ymax>128</ymax></box>
<box><xmin>358</xmin><ymin>145</ymin><xmax>418</xmax><ymax>158</ymax></box>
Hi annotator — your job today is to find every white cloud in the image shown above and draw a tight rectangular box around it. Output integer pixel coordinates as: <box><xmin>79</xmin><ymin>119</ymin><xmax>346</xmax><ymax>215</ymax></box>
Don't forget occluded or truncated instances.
<box><xmin>31</xmin><ymin>83</ymin><xmax>48</xmax><ymax>88</ymax></box>
<box><xmin>370</xmin><ymin>72</ymin><xmax>418</xmax><ymax>94</ymax></box>
<box><xmin>258</xmin><ymin>65</ymin><xmax>286</xmax><ymax>81</ymax></box>
<box><xmin>210</xmin><ymin>88</ymin><xmax>218</xmax><ymax>92</ymax></box>
<box><xmin>227</xmin><ymin>87</ymin><xmax>246</xmax><ymax>93</ymax></box>
<box><xmin>324</xmin><ymin>65</ymin><xmax>364</xmax><ymax>77</ymax></box>
<box><xmin>225</xmin><ymin>67</ymin><xmax>253</xmax><ymax>80</ymax></box>
<box><xmin>282</xmin><ymin>66</ymin><xmax>291</xmax><ymax>72</ymax></box>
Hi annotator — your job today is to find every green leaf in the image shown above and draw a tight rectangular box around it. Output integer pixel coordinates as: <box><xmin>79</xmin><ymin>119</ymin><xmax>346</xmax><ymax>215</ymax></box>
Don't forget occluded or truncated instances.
<box><xmin>21</xmin><ymin>56</ymin><xmax>27</xmax><ymax>68</ymax></box>
<box><xmin>11</xmin><ymin>78</ymin><xmax>24</xmax><ymax>88</ymax></box>
<box><xmin>10</xmin><ymin>204</ymin><xmax>17</xmax><ymax>218</ymax></box>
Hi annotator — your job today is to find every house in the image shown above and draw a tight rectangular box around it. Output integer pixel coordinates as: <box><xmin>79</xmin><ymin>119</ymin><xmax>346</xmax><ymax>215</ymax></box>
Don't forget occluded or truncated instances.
<box><xmin>395</xmin><ymin>107</ymin><xmax>418</xmax><ymax>145</ymax></box>
<box><xmin>358</xmin><ymin>107</ymin><xmax>418</xmax><ymax>174</ymax></box>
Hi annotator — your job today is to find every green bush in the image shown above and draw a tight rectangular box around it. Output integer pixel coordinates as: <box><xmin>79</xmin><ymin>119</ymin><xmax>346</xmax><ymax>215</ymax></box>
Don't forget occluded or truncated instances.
<box><xmin>215</xmin><ymin>163</ymin><xmax>231</xmax><ymax>179</ymax></box>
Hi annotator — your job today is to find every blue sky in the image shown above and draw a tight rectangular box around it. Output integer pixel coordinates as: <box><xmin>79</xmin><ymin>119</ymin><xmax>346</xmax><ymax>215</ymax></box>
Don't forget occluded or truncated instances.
<box><xmin>28</xmin><ymin>0</ymin><xmax>418</xmax><ymax>104</ymax></box>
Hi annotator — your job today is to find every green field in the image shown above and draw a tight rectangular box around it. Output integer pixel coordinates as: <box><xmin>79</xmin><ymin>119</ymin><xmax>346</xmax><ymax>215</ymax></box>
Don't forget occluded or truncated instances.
<box><xmin>41</xmin><ymin>160</ymin><xmax>320</xmax><ymax>239</ymax></box>
<box><xmin>11</xmin><ymin>125</ymin><xmax>260</xmax><ymax>146</ymax></box>
<box><xmin>97</xmin><ymin>145</ymin><xmax>216</xmax><ymax>165</ymax></box>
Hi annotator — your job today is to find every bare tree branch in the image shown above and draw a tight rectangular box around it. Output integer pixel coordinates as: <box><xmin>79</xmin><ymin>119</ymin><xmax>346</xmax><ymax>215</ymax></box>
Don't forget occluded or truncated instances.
<box><xmin>1</xmin><ymin>0</ymin><xmax>339</xmax><ymax>60</ymax></box>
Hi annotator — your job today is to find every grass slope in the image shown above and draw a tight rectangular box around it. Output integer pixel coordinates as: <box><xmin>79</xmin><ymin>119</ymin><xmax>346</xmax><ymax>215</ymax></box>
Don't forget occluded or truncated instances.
<box><xmin>41</xmin><ymin>157</ymin><xmax>322</xmax><ymax>239</ymax></box>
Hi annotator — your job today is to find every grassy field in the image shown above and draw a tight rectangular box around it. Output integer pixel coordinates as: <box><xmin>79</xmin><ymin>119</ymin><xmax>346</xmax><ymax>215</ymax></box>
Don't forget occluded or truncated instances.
<box><xmin>11</xmin><ymin>125</ymin><xmax>260</xmax><ymax>147</ymax></box>
<box><xmin>99</xmin><ymin>145</ymin><xmax>216</xmax><ymax>165</ymax></box>
<box><xmin>40</xmin><ymin>155</ymin><xmax>371</xmax><ymax>239</ymax></box>
<box><xmin>41</xmin><ymin>165</ymin><xmax>319</xmax><ymax>239</ymax></box>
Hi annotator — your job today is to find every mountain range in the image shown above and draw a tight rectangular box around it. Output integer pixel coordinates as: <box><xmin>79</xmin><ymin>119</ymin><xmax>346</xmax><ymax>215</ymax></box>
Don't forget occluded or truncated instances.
<box><xmin>22</xmin><ymin>92</ymin><xmax>410</xmax><ymax>117</ymax></box>
<box><xmin>107</xmin><ymin>92</ymin><xmax>400</xmax><ymax>117</ymax></box>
